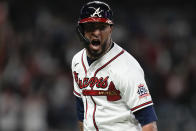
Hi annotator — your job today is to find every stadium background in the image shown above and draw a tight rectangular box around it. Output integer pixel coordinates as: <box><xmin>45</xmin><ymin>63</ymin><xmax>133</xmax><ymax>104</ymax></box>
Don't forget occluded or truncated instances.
<box><xmin>0</xmin><ymin>0</ymin><xmax>196</xmax><ymax>131</ymax></box>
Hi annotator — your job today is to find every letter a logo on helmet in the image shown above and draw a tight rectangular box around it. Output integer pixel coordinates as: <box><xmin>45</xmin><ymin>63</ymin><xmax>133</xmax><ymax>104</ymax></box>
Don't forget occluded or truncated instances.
<box><xmin>90</xmin><ymin>7</ymin><xmax>103</xmax><ymax>17</ymax></box>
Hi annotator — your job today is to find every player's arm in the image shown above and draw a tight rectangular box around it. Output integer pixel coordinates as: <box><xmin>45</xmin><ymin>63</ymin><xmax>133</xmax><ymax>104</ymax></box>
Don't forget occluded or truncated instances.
<box><xmin>134</xmin><ymin>105</ymin><xmax>158</xmax><ymax>131</ymax></box>
<box><xmin>78</xmin><ymin>121</ymin><xmax>84</xmax><ymax>131</ymax></box>
<box><xmin>75</xmin><ymin>97</ymin><xmax>84</xmax><ymax>131</ymax></box>
<box><xmin>142</xmin><ymin>121</ymin><xmax>157</xmax><ymax>131</ymax></box>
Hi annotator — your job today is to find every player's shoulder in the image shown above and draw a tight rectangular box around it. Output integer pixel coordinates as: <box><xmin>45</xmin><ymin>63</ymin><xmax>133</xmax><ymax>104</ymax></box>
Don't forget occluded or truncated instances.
<box><xmin>112</xmin><ymin>43</ymin><xmax>144</xmax><ymax>76</ymax></box>
<box><xmin>114</xmin><ymin>43</ymin><xmax>143</xmax><ymax>70</ymax></box>
<box><xmin>72</xmin><ymin>49</ymin><xmax>84</xmax><ymax>62</ymax></box>
<box><xmin>71</xmin><ymin>48</ymin><xmax>85</xmax><ymax>67</ymax></box>
<box><xmin>124</xmin><ymin>50</ymin><xmax>143</xmax><ymax>71</ymax></box>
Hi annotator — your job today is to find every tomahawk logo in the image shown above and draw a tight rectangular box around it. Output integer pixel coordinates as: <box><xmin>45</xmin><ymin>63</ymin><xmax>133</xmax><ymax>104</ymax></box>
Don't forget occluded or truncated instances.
<box><xmin>89</xmin><ymin>7</ymin><xmax>103</xmax><ymax>17</ymax></box>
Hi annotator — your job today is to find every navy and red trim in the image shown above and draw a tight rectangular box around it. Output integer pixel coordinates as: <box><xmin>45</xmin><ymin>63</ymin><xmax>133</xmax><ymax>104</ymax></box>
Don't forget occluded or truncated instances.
<box><xmin>79</xmin><ymin>17</ymin><xmax>113</xmax><ymax>24</ymax></box>
<box><xmin>131</xmin><ymin>101</ymin><xmax>153</xmax><ymax>112</ymax></box>
<box><xmin>133</xmin><ymin>105</ymin><xmax>158</xmax><ymax>126</ymax></box>
<box><xmin>73</xmin><ymin>90</ymin><xmax>81</xmax><ymax>97</ymax></box>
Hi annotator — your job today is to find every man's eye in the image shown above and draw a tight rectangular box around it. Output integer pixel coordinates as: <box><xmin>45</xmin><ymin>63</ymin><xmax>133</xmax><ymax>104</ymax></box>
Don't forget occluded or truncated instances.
<box><xmin>99</xmin><ymin>25</ymin><xmax>107</xmax><ymax>30</ymax></box>
<box><xmin>84</xmin><ymin>27</ymin><xmax>94</xmax><ymax>32</ymax></box>
<box><xmin>83</xmin><ymin>23</ymin><xmax>108</xmax><ymax>32</ymax></box>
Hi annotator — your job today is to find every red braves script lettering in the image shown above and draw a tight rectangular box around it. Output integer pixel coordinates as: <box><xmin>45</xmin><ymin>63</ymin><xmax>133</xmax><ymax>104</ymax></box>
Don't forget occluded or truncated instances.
<box><xmin>74</xmin><ymin>71</ymin><xmax>109</xmax><ymax>89</ymax></box>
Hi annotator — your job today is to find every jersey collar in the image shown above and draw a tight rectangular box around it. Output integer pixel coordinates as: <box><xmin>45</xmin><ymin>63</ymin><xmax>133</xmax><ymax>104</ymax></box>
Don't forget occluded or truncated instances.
<box><xmin>82</xmin><ymin>43</ymin><xmax>124</xmax><ymax>76</ymax></box>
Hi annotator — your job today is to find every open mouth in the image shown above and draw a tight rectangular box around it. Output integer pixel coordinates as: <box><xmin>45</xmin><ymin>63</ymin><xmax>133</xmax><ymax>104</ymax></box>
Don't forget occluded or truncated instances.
<box><xmin>91</xmin><ymin>40</ymin><xmax>100</xmax><ymax>46</ymax></box>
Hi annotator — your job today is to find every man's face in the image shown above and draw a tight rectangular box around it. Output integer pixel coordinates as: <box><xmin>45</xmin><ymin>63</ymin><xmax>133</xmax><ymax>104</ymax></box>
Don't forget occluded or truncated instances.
<box><xmin>83</xmin><ymin>22</ymin><xmax>112</xmax><ymax>59</ymax></box>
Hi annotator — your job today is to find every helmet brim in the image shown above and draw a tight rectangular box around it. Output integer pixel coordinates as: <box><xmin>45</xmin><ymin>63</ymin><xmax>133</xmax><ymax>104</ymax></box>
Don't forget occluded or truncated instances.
<box><xmin>79</xmin><ymin>17</ymin><xmax>113</xmax><ymax>25</ymax></box>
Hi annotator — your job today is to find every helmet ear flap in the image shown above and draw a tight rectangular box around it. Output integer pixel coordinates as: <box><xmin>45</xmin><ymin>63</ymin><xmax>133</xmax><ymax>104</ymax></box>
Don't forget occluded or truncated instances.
<box><xmin>77</xmin><ymin>23</ymin><xmax>84</xmax><ymax>35</ymax></box>
<box><xmin>76</xmin><ymin>24</ymin><xmax>90</xmax><ymax>45</ymax></box>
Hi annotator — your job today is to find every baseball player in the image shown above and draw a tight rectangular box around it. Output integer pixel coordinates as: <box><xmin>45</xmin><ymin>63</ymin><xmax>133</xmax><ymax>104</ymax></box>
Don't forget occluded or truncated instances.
<box><xmin>72</xmin><ymin>1</ymin><xmax>158</xmax><ymax>131</ymax></box>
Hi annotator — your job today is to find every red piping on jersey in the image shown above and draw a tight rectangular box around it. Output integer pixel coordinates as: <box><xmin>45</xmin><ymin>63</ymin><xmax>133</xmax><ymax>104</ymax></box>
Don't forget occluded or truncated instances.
<box><xmin>91</xmin><ymin>96</ymin><xmax>99</xmax><ymax>131</ymax></box>
<box><xmin>94</xmin><ymin>50</ymin><xmax>125</xmax><ymax>77</ymax></box>
<box><xmin>85</xmin><ymin>98</ymin><xmax>88</xmax><ymax>120</ymax></box>
<box><xmin>73</xmin><ymin>90</ymin><xmax>81</xmax><ymax>97</ymax></box>
<box><xmin>82</xmin><ymin>50</ymin><xmax>87</xmax><ymax>75</ymax></box>
<box><xmin>131</xmin><ymin>101</ymin><xmax>153</xmax><ymax>112</ymax></box>
<box><xmin>91</xmin><ymin>49</ymin><xmax>125</xmax><ymax>131</ymax></box>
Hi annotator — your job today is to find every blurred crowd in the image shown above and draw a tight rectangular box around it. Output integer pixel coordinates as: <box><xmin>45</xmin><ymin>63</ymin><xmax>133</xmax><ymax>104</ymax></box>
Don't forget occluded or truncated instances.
<box><xmin>0</xmin><ymin>0</ymin><xmax>196</xmax><ymax>131</ymax></box>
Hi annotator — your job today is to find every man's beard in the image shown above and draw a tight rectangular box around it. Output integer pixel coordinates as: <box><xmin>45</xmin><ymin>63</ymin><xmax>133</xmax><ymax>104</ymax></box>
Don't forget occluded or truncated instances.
<box><xmin>85</xmin><ymin>40</ymin><xmax>108</xmax><ymax>60</ymax></box>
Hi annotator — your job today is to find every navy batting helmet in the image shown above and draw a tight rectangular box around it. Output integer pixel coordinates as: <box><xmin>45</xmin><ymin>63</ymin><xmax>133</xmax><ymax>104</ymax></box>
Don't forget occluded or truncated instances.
<box><xmin>77</xmin><ymin>1</ymin><xmax>113</xmax><ymax>45</ymax></box>
<box><xmin>78</xmin><ymin>1</ymin><xmax>113</xmax><ymax>24</ymax></box>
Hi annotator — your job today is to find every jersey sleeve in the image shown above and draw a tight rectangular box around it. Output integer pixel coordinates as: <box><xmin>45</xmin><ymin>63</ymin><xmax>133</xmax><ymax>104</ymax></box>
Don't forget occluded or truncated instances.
<box><xmin>72</xmin><ymin>56</ymin><xmax>82</xmax><ymax>98</ymax></box>
<box><xmin>134</xmin><ymin>105</ymin><xmax>158</xmax><ymax>126</ymax></box>
<box><xmin>75</xmin><ymin>96</ymin><xmax>84</xmax><ymax>121</ymax></box>
<box><xmin>121</xmin><ymin>67</ymin><xmax>153</xmax><ymax>113</ymax></box>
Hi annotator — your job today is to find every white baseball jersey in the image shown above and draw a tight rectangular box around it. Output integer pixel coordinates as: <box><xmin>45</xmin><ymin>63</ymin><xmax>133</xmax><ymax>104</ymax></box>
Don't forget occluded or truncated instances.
<box><xmin>72</xmin><ymin>43</ymin><xmax>153</xmax><ymax>131</ymax></box>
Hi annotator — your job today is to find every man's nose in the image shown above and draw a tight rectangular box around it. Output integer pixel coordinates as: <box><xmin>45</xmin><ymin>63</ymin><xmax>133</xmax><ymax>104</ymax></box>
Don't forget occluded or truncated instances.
<box><xmin>91</xmin><ymin>29</ymin><xmax>101</xmax><ymax>36</ymax></box>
